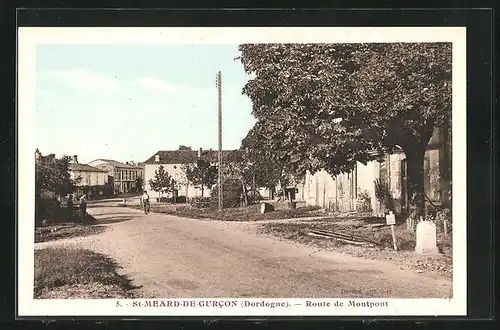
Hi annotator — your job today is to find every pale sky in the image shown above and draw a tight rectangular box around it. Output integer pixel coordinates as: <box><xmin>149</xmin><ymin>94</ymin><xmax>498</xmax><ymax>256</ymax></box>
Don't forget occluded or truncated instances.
<box><xmin>35</xmin><ymin>44</ymin><xmax>255</xmax><ymax>164</ymax></box>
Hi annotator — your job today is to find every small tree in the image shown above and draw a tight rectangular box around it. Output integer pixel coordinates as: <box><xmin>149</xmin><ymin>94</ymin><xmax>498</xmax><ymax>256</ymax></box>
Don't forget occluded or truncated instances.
<box><xmin>184</xmin><ymin>158</ymin><xmax>218</xmax><ymax>198</ymax></box>
<box><xmin>134</xmin><ymin>177</ymin><xmax>143</xmax><ymax>192</ymax></box>
<box><xmin>148</xmin><ymin>165</ymin><xmax>173</xmax><ymax>200</ymax></box>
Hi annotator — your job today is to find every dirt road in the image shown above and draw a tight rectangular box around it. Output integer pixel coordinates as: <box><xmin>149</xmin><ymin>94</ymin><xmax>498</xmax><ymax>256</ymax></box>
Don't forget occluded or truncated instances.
<box><xmin>35</xmin><ymin>200</ymin><xmax>452</xmax><ymax>298</ymax></box>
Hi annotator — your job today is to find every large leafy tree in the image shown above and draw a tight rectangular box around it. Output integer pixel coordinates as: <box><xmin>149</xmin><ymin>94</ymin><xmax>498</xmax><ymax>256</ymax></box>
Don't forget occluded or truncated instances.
<box><xmin>184</xmin><ymin>158</ymin><xmax>218</xmax><ymax>198</ymax></box>
<box><xmin>148</xmin><ymin>165</ymin><xmax>173</xmax><ymax>199</ymax></box>
<box><xmin>35</xmin><ymin>152</ymin><xmax>79</xmax><ymax>197</ymax></box>
<box><xmin>239</xmin><ymin>43</ymin><xmax>452</xmax><ymax>230</ymax></box>
<box><xmin>35</xmin><ymin>151</ymin><xmax>81</xmax><ymax>221</ymax></box>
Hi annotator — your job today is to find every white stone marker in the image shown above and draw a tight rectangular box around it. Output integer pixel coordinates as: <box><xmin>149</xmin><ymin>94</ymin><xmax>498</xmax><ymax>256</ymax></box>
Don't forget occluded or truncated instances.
<box><xmin>415</xmin><ymin>221</ymin><xmax>439</xmax><ymax>255</ymax></box>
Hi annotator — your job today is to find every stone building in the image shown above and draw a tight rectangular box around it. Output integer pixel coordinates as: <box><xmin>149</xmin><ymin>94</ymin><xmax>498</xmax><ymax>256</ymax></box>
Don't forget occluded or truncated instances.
<box><xmin>300</xmin><ymin>126</ymin><xmax>452</xmax><ymax>216</ymax></box>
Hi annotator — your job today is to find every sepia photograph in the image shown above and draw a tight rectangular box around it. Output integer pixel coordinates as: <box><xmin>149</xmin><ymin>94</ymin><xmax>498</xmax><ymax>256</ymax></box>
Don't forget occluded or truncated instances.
<box><xmin>18</xmin><ymin>26</ymin><xmax>466</xmax><ymax>317</ymax></box>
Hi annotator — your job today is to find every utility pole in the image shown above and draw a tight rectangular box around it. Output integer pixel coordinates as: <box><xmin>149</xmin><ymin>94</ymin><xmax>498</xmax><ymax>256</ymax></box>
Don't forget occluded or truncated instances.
<box><xmin>217</xmin><ymin>71</ymin><xmax>223</xmax><ymax>212</ymax></box>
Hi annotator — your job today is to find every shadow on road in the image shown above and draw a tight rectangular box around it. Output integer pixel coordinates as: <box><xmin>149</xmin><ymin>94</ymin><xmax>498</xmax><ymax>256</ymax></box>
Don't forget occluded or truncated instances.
<box><xmin>92</xmin><ymin>215</ymin><xmax>134</xmax><ymax>225</ymax></box>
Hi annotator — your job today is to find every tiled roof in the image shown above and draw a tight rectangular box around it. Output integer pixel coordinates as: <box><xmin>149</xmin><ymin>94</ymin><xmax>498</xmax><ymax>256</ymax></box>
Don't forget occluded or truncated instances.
<box><xmin>69</xmin><ymin>163</ymin><xmax>107</xmax><ymax>172</ymax></box>
<box><xmin>144</xmin><ymin>149</ymin><xmax>240</xmax><ymax>164</ymax></box>
<box><xmin>90</xmin><ymin>159</ymin><xmax>136</xmax><ymax>168</ymax></box>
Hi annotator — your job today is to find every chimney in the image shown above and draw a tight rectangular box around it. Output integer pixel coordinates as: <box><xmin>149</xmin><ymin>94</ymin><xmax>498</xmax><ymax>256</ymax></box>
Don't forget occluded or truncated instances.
<box><xmin>154</xmin><ymin>154</ymin><xmax>160</xmax><ymax>162</ymax></box>
<box><xmin>73</xmin><ymin>155</ymin><xmax>78</xmax><ymax>164</ymax></box>
<box><xmin>198</xmin><ymin>147</ymin><xmax>202</xmax><ymax>158</ymax></box>
<box><xmin>126</xmin><ymin>161</ymin><xmax>129</xmax><ymax>165</ymax></box>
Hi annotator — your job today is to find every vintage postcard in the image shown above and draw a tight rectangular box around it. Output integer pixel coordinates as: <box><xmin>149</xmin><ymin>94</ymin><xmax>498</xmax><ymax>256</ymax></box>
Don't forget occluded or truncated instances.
<box><xmin>18</xmin><ymin>26</ymin><xmax>466</xmax><ymax>317</ymax></box>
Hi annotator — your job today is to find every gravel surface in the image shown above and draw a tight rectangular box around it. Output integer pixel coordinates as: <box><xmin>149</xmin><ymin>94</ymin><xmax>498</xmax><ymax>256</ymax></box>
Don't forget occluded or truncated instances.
<box><xmin>35</xmin><ymin>201</ymin><xmax>452</xmax><ymax>299</ymax></box>
<box><xmin>256</xmin><ymin>220</ymin><xmax>453</xmax><ymax>279</ymax></box>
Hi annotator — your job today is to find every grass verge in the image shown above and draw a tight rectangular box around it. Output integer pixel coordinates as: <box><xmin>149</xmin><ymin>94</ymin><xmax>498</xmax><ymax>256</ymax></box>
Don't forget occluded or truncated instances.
<box><xmin>34</xmin><ymin>247</ymin><xmax>138</xmax><ymax>299</ymax></box>
<box><xmin>35</xmin><ymin>225</ymin><xmax>107</xmax><ymax>243</ymax></box>
<box><xmin>258</xmin><ymin>216</ymin><xmax>453</xmax><ymax>278</ymax></box>
<box><xmin>128</xmin><ymin>203</ymin><xmax>323</xmax><ymax>221</ymax></box>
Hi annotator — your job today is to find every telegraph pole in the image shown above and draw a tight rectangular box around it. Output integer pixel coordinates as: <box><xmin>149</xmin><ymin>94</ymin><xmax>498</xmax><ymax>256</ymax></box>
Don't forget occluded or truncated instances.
<box><xmin>217</xmin><ymin>71</ymin><xmax>223</xmax><ymax>212</ymax></box>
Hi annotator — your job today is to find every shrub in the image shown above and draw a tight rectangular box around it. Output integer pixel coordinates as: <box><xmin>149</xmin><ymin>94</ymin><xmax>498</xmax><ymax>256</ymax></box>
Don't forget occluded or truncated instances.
<box><xmin>374</xmin><ymin>178</ymin><xmax>393</xmax><ymax>212</ymax></box>
<box><xmin>190</xmin><ymin>196</ymin><xmax>211</xmax><ymax>208</ymax></box>
<box><xmin>161</xmin><ymin>195</ymin><xmax>187</xmax><ymax>204</ymax></box>
<box><xmin>356</xmin><ymin>190</ymin><xmax>372</xmax><ymax>213</ymax></box>
<box><xmin>210</xmin><ymin>178</ymin><xmax>244</xmax><ymax>209</ymax></box>
<box><xmin>434</xmin><ymin>208</ymin><xmax>452</xmax><ymax>234</ymax></box>
<box><xmin>36</xmin><ymin>198</ymin><xmax>63</xmax><ymax>225</ymax></box>
<box><xmin>247</xmin><ymin>190</ymin><xmax>263</xmax><ymax>205</ymax></box>
<box><xmin>75</xmin><ymin>184</ymin><xmax>115</xmax><ymax>199</ymax></box>
<box><xmin>424</xmin><ymin>203</ymin><xmax>438</xmax><ymax>222</ymax></box>
<box><xmin>173</xmin><ymin>195</ymin><xmax>187</xmax><ymax>204</ymax></box>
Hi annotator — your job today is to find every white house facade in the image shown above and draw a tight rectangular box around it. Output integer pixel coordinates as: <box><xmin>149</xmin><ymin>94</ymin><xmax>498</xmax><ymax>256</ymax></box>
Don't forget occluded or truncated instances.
<box><xmin>68</xmin><ymin>155</ymin><xmax>108</xmax><ymax>187</ymax></box>
<box><xmin>143</xmin><ymin>147</ymin><xmax>236</xmax><ymax>199</ymax></box>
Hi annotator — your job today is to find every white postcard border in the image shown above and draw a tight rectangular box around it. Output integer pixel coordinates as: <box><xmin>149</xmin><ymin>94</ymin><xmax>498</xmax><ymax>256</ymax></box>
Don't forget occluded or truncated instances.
<box><xmin>17</xmin><ymin>26</ymin><xmax>467</xmax><ymax>317</ymax></box>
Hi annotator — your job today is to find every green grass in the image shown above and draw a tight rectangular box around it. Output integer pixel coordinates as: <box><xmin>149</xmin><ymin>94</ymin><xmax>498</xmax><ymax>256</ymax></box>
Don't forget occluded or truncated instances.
<box><xmin>35</xmin><ymin>225</ymin><xmax>107</xmax><ymax>243</ymax></box>
<box><xmin>129</xmin><ymin>203</ymin><xmax>322</xmax><ymax>221</ymax></box>
<box><xmin>258</xmin><ymin>216</ymin><xmax>453</xmax><ymax>257</ymax></box>
<box><xmin>34</xmin><ymin>247</ymin><xmax>137</xmax><ymax>299</ymax></box>
<box><xmin>257</xmin><ymin>217</ymin><xmax>453</xmax><ymax>277</ymax></box>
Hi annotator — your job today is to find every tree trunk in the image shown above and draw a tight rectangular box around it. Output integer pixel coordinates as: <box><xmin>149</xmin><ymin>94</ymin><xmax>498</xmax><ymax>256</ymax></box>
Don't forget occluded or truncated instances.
<box><xmin>201</xmin><ymin>185</ymin><xmax>204</xmax><ymax>198</ymax></box>
<box><xmin>252</xmin><ymin>173</ymin><xmax>256</xmax><ymax>199</ymax></box>
<box><xmin>241</xmin><ymin>179</ymin><xmax>248</xmax><ymax>206</ymax></box>
<box><xmin>403</xmin><ymin>147</ymin><xmax>426</xmax><ymax>233</ymax></box>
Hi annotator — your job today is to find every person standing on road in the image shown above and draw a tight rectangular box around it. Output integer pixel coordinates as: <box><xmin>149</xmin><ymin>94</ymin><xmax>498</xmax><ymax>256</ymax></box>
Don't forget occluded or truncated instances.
<box><xmin>79</xmin><ymin>193</ymin><xmax>88</xmax><ymax>223</ymax></box>
<box><xmin>141</xmin><ymin>190</ymin><xmax>150</xmax><ymax>215</ymax></box>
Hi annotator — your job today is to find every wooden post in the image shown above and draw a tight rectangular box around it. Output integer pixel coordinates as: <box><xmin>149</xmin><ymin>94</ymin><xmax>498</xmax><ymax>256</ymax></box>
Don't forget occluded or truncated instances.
<box><xmin>252</xmin><ymin>171</ymin><xmax>256</xmax><ymax>202</ymax></box>
<box><xmin>391</xmin><ymin>224</ymin><xmax>398</xmax><ymax>251</ymax></box>
<box><xmin>173</xmin><ymin>180</ymin><xmax>176</xmax><ymax>204</ymax></box>
<box><xmin>217</xmin><ymin>71</ymin><xmax>223</xmax><ymax>213</ymax></box>
<box><xmin>386</xmin><ymin>211</ymin><xmax>397</xmax><ymax>251</ymax></box>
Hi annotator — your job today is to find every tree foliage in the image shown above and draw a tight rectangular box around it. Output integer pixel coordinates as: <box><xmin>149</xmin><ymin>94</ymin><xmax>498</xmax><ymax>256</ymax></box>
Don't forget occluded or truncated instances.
<box><xmin>238</xmin><ymin>43</ymin><xmax>452</xmax><ymax>225</ymax></box>
<box><xmin>148</xmin><ymin>165</ymin><xmax>173</xmax><ymax>197</ymax></box>
<box><xmin>35</xmin><ymin>151</ymin><xmax>81</xmax><ymax>222</ymax></box>
<box><xmin>35</xmin><ymin>152</ymin><xmax>80</xmax><ymax>197</ymax></box>
<box><xmin>210</xmin><ymin>178</ymin><xmax>245</xmax><ymax>209</ymax></box>
<box><xmin>184</xmin><ymin>158</ymin><xmax>218</xmax><ymax>198</ymax></box>
<box><xmin>241</xmin><ymin>123</ymin><xmax>295</xmax><ymax>190</ymax></box>
<box><xmin>134</xmin><ymin>177</ymin><xmax>144</xmax><ymax>192</ymax></box>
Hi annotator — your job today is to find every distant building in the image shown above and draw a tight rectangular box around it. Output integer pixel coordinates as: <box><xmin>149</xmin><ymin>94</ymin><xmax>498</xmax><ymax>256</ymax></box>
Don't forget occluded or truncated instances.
<box><xmin>68</xmin><ymin>155</ymin><xmax>108</xmax><ymax>187</ymax></box>
<box><xmin>143</xmin><ymin>147</ymin><xmax>236</xmax><ymax>198</ymax></box>
<box><xmin>87</xmin><ymin>158</ymin><xmax>144</xmax><ymax>194</ymax></box>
